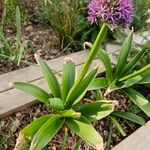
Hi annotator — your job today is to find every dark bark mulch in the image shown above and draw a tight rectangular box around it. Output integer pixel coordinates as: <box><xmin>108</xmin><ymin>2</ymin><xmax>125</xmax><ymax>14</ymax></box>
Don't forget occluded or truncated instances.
<box><xmin>1</xmin><ymin>89</ymin><xmax>147</xmax><ymax>150</ymax></box>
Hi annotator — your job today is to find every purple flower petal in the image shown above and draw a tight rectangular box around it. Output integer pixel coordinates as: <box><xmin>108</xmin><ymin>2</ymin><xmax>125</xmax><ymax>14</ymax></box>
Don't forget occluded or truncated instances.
<box><xmin>87</xmin><ymin>0</ymin><xmax>134</xmax><ymax>28</ymax></box>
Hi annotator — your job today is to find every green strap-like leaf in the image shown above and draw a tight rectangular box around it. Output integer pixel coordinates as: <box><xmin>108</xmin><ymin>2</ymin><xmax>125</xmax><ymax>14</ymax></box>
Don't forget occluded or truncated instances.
<box><xmin>124</xmin><ymin>88</ymin><xmax>150</xmax><ymax>117</ymax></box>
<box><xmin>112</xmin><ymin>111</ymin><xmax>145</xmax><ymax>125</ymax></box>
<box><xmin>62</xmin><ymin>58</ymin><xmax>76</xmax><ymax>103</ymax></box>
<box><xmin>114</xmin><ymin>30</ymin><xmax>133</xmax><ymax>78</ymax></box>
<box><xmin>21</xmin><ymin>115</ymin><xmax>52</xmax><ymax>137</ymax></box>
<box><xmin>137</xmin><ymin>70</ymin><xmax>150</xmax><ymax>84</ymax></box>
<box><xmin>110</xmin><ymin>116</ymin><xmax>126</xmax><ymax>136</ymax></box>
<box><xmin>78</xmin><ymin>101</ymin><xmax>116</xmax><ymax>121</ymax></box>
<box><xmin>49</xmin><ymin>98</ymin><xmax>64</xmax><ymax>111</ymax></box>
<box><xmin>88</xmin><ymin>77</ymin><xmax>109</xmax><ymax>90</ymax></box>
<box><xmin>97</xmin><ymin>49</ymin><xmax>113</xmax><ymax>82</ymax></box>
<box><xmin>16</xmin><ymin>6</ymin><xmax>21</xmax><ymax>39</ymax></box>
<box><xmin>15</xmin><ymin>6</ymin><xmax>23</xmax><ymax>66</ymax></box>
<box><xmin>122</xmin><ymin>75</ymin><xmax>142</xmax><ymax>88</ymax></box>
<box><xmin>121</xmin><ymin>48</ymin><xmax>146</xmax><ymax>76</ymax></box>
<box><xmin>65</xmin><ymin>67</ymin><xmax>98</xmax><ymax>108</ymax></box>
<box><xmin>30</xmin><ymin>115</ymin><xmax>64</xmax><ymax>150</ymax></box>
<box><xmin>13</xmin><ymin>82</ymin><xmax>50</xmax><ymax>104</ymax></box>
<box><xmin>66</xmin><ymin>117</ymin><xmax>103</xmax><ymax>149</ymax></box>
<box><xmin>35</xmin><ymin>54</ymin><xmax>61</xmax><ymax>98</ymax></box>
<box><xmin>108</xmin><ymin>75</ymin><xmax>146</xmax><ymax>92</ymax></box>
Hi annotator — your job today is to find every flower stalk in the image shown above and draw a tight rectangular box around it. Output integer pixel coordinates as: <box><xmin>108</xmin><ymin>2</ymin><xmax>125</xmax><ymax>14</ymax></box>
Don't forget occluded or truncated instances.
<box><xmin>119</xmin><ymin>64</ymin><xmax>150</xmax><ymax>82</ymax></box>
<box><xmin>77</xmin><ymin>22</ymin><xmax>108</xmax><ymax>83</ymax></box>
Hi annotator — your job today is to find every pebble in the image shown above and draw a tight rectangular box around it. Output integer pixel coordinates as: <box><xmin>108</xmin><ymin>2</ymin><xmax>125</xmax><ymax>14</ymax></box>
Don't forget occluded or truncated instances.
<box><xmin>4</xmin><ymin>144</ymin><xmax>8</xmax><ymax>149</ymax></box>
<box><xmin>50</xmin><ymin>49</ymin><xmax>58</xmax><ymax>55</ymax></box>
<box><xmin>25</xmin><ymin>25</ymin><xmax>33</xmax><ymax>32</ymax></box>
<box><xmin>112</xmin><ymin>133</ymin><xmax>117</xmax><ymax>138</ymax></box>
<box><xmin>16</xmin><ymin>112</ymin><xmax>22</xmax><ymax>117</ymax></box>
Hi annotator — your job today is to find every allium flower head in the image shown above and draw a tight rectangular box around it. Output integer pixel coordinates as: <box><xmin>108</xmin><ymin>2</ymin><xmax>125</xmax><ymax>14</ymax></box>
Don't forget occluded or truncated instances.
<box><xmin>87</xmin><ymin>0</ymin><xmax>134</xmax><ymax>28</ymax></box>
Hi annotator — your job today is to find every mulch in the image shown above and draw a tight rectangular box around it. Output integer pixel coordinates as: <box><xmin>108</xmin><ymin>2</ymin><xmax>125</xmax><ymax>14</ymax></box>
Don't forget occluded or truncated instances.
<box><xmin>0</xmin><ymin>90</ymin><xmax>143</xmax><ymax>150</ymax></box>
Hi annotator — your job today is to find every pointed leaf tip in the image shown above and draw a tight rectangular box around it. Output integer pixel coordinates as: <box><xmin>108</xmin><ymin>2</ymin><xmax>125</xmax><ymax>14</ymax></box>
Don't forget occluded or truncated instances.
<box><xmin>9</xmin><ymin>82</ymin><xmax>14</xmax><ymax>88</ymax></box>
<box><xmin>14</xmin><ymin>133</ymin><xmax>25</xmax><ymax>150</ymax></box>
<box><xmin>113</xmin><ymin>100</ymin><xmax>119</xmax><ymax>106</ymax></box>
<box><xmin>34</xmin><ymin>53</ymin><xmax>40</xmax><ymax>61</ymax></box>
<box><xmin>96</xmin><ymin>143</ymin><xmax>104</xmax><ymax>150</ymax></box>
<box><xmin>64</xmin><ymin>57</ymin><xmax>73</xmax><ymax>63</ymax></box>
<box><xmin>93</xmin><ymin>65</ymin><xmax>101</xmax><ymax>72</ymax></box>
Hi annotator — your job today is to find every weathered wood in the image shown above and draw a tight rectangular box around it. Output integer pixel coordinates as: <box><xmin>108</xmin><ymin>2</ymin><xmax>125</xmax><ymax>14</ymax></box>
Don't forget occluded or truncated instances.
<box><xmin>0</xmin><ymin>50</ymin><xmax>90</xmax><ymax>93</ymax></box>
<box><xmin>112</xmin><ymin>121</ymin><xmax>150</xmax><ymax>150</ymax></box>
<box><xmin>0</xmin><ymin>58</ymin><xmax>105</xmax><ymax>116</ymax></box>
<box><xmin>0</xmin><ymin>48</ymin><xmax>118</xmax><ymax>117</ymax></box>
<box><xmin>0</xmin><ymin>45</ymin><xmax>119</xmax><ymax>93</ymax></box>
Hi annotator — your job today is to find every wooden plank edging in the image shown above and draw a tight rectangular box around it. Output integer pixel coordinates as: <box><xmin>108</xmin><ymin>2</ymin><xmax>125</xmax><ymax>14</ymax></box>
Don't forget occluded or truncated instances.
<box><xmin>0</xmin><ymin>45</ymin><xmax>120</xmax><ymax>117</ymax></box>
<box><xmin>0</xmin><ymin>44</ymin><xmax>121</xmax><ymax>93</ymax></box>
<box><xmin>112</xmin><ymin>120</ymin><xmax>150</xmax><ymax>150</ymax></box>
<box><xmin>0</xmin><ymin>50</ymin><xmax>90</xmax><ymax>93</ymax></box>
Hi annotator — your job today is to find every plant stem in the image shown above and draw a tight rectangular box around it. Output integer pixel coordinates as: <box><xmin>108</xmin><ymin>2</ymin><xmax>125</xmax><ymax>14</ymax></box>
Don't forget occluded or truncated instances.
<box><xmin>65</xmin><ymin>23</ymin><xmax>108</xmax><ymax>108</ymax></box>
<box><xmin>77</xmin><ymin>22</ymin><xmax>108</xmax><ymax>83</ymax></box>
<box><xmin>119</xmin><ymin>64</ymin><xmax>150</xmax><ymax>82</ymax></box>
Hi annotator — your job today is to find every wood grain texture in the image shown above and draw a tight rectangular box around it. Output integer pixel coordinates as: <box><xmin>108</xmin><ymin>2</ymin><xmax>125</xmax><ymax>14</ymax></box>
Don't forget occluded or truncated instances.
<box><xmin>0</xmin><ymin>49</ymin><xmax>118</xmax><ymax>117</ymax></box>
<box><xmin>0</xmin><ymin>50</ymin><xmax>90</xmax><ymax>93</ymax></box>
<box><xmin>112</xmin><ymin>121</ymin><xmax>150</xmax><ymax>150</ymax></box>
<box><xmin>0</xmin><ymin>59</ymin><xmax>104</xmax><ymax>116</ymax></box>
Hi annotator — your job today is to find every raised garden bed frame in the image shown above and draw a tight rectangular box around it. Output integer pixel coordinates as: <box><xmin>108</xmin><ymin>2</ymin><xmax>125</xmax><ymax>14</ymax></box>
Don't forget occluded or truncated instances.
<box><xmin>0</xmin><ymin>43</ymin><xmax>149</xmax><ymax>150</ymax></box>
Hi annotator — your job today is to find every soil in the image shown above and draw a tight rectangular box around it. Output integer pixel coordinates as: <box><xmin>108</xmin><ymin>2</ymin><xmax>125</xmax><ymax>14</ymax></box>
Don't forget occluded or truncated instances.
<box><xmin>1</xmin><ymin>89</ymin><xmax>148</xmax><ymax>150</ymax></box>
<box><xmin>0</xmin><ymin>20</ymin><xmax>74</xmax><ymax>75</ymax></box>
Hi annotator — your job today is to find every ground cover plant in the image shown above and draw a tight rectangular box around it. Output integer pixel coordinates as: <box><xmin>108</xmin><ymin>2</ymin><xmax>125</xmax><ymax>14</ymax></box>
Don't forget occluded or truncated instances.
<box><xmin>75</xmin><ymin>0</ymin><xmax>149</xmax><ymax>145</ymax></box>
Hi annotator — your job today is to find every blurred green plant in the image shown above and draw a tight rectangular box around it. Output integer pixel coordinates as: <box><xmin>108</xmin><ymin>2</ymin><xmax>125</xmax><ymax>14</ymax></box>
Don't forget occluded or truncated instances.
<box><xmin>88</xmin><ymin>30</ymin><xmax>149</xmax><ymax>136</ymax></box>
<box><xmin>12</xmin><ymin>54</ymin><xmax>117</xmax><ymax>149</ymax></box>
<box><xmin>132</xmin><ymin>0</ymin><xmax>150</xmax><ymax>31</ymax></box>
<box><xmin>0</xmin><ymin>0</ymin><xmax>27</xmax><ymax>27</ymax></box>
<box><xmin>0</xmin><ymin>6</ymin><xmax>26</xmax><ymax>66</ymax></box>
<box><xmin>37</xmin><ymin>0</ymin><xmax>102</xmax><ymax>49</ymax></box>
<box><xmin>37</xmin><ymin>0</ymin><xmax>150</xmax><ymax>50</ymax></box>
<box><xmin>138</xmin><ymin>42</ymin><xmax>150</xmax><ymax>68</ymax></box>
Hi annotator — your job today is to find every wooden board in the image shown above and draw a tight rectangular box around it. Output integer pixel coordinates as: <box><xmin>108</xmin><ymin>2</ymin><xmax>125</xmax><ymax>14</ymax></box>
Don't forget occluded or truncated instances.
<box><xmin>112</xmin><ymin>120</ymin><xmax>150</xmax><ymax>150</ymax></box>
<box><xmin>0</xmin><ymin>47</ymin><xmax>118</xmax><ymax>117</ymax></box>
<box><xmin>0</xmin><ymin>59</ymin><xmax>104</xmax><ymax>116</ymax></box>
<box><xmin>0</xmin><ymin>50</ymin><xmax>90</xmax><ymax>93</ymax></box>
<box><xmin>0</xmin><ymin>44</ymin><xmax>120</xmax><ymax>93</ymax></box>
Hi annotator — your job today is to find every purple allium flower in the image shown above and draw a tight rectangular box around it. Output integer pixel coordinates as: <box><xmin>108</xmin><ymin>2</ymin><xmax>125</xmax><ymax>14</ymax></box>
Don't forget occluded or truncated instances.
<box><xmin>87</xmin><ymin>0</ymin><xmax>134</xmax><ymax>28</ymax></box>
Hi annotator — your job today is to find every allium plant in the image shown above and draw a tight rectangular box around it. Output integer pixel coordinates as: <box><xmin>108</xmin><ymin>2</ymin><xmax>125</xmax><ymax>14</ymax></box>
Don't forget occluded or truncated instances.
<box><xmin>75</xmin><ymin>0</ymin><xmax>134</xmax><ymax>87</ymax></box>
<box><xmin>88</xmin><ymin>30</ymin><xmax>150</xmax><ymax>135</ymax></box>
<box><xmin>87</xmin><ymin>0</ymin><xmax>134</xmax><ymax>28</ymax></box>
<box><xmin>13</xmin><ymin>55</ymin><xmax>117</xmax><ymax>150</ymax></box>
<box><xmin>80</xmin><ymin>0</ymin><xmax>148</xmax><ymax>137</ymax></box>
